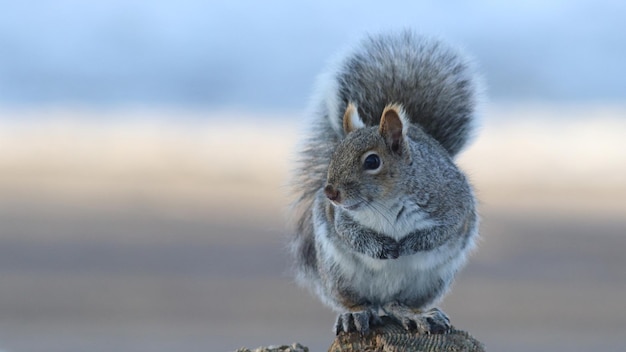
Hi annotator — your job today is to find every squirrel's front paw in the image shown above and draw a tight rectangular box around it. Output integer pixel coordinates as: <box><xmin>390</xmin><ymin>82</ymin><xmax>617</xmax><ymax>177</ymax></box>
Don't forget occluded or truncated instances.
<box><xmin>378</xmin><ymin>238</ymin><xmax>400</xmax><ymax>259</ymax></box>
<box><xmin>334</xmin><ymin>309</ymin><xmax>381</xmax><ymax>335</ymax></box>
<box><xmin>384</xmin><ymin>304</ymin><xmax>451</xmax><ymax>334</ymax></box>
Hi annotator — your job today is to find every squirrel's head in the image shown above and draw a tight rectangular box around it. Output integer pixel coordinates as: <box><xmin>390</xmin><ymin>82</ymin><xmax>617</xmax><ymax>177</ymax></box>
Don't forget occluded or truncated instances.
<box><xmin>324</xmin><ymin>102</ymin><xmax>411</xmax><ymax>210</ymax></box>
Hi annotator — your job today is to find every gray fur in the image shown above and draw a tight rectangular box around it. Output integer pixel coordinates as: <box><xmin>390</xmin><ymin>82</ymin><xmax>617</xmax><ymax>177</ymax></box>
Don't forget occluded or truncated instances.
<box><xmin>289</xmin><ymin>30</ymin><xmax>481</xmax><ymax>335</ymax></box>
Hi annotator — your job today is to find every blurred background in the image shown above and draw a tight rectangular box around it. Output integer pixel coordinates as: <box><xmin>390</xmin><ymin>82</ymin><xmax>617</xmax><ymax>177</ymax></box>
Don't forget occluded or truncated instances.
<box><xmin>1</xmin><ymin>1</ymin><xmax>625</xmax><ymax>351</ymax></box>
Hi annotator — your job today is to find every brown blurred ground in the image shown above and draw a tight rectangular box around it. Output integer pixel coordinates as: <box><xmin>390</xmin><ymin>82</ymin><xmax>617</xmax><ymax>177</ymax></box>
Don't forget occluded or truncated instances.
<box><xmin>0</xmin><ymin>106</ymin><xmax>624</xmax><ymax>352</ymax></box>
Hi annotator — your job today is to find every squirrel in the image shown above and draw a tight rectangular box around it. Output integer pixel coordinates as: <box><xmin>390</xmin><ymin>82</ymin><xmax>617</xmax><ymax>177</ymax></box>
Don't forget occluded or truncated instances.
<box><xmin>289</xmin><ymin>30</ymin><xmax>481</xmax><ymax>335</ymax></box>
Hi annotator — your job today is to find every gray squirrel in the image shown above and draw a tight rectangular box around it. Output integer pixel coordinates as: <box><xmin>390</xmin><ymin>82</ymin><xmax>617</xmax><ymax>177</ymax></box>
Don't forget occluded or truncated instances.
<box><xmin>290</xmin><ymin>30</ymin><xmax>481</xmax><ymax>335</ymax></box>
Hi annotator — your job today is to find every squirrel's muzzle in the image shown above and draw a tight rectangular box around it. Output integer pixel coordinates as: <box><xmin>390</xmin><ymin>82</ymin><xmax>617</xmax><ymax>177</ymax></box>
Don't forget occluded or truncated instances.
<box><xmin>324</xmin><ymin>184</ymin><xmax>341</xmax><ymax>202</ymax></box>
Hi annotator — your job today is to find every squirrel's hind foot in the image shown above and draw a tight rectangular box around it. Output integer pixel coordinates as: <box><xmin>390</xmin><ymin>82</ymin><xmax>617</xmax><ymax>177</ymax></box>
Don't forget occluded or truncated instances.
<box><xmin>334</xmin><ymin>309</ymin><xmax>382</xmax><ymax>335</ymax></box>
<box><xmin>384</xmin><ymin>304</ymin><xmax>451</xmax><ymax>334</ymax></box>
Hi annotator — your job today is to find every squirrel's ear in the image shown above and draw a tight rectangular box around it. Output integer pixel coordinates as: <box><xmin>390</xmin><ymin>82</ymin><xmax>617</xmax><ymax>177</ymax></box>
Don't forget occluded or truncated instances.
<box><xmin>379</xmin><ymin>104</ymin><xmax>408</xmax><ymax>153</ymax></box>
<box><xmin>342</xmin><ymin>102</ymin><xmax>365</xmax><ymax>134</ymax></box>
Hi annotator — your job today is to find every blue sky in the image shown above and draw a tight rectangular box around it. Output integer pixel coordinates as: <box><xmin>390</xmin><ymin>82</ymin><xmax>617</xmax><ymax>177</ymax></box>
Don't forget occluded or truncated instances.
<box><xmin>0</xmin><ymin>0</ymin><xmax>624</xmax><ymax>110</ymax></box>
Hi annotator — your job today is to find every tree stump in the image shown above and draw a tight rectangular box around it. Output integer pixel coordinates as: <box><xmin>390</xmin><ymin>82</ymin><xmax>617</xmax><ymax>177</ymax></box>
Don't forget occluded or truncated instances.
<box><xmin>328</xmin><ymin>316</ymin><xmax>485</xmax><ymax>352</ymax></box>
<box><xmin>237</xmin><ymin>316</ymin><xmax>485</xmax><ymax>352</ymax></box>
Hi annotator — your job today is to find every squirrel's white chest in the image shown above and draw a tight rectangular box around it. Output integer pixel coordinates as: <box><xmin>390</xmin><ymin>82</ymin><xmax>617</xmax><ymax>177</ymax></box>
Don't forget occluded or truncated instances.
<box><xmin>320</xmin><ymin>237</ymin><xmax>455</xmax><ymax>305</ymax></box>
<box><xmin>350</xmin><ymin>198</ymin><xmax>435</xmax><ymax>240</ymax></box>
<box><xmin>312</xmin><ymin>193</ymin><xmax>458</xmax><ymax>306</ymax></box>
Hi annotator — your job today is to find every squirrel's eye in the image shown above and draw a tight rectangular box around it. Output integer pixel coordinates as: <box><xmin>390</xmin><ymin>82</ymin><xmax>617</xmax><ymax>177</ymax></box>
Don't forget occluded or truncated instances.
<box><xmin>363</xmin><ymin>153</ymin><xmax>381</xmax><ymax>171</ymax></box>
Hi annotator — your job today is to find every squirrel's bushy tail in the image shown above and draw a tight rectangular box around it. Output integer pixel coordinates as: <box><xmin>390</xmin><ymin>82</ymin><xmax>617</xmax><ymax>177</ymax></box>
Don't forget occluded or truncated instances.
<box><xmin>319</xmin><ymin>30</ymin><xmax>481</xmax><ymax>157</ymax></box>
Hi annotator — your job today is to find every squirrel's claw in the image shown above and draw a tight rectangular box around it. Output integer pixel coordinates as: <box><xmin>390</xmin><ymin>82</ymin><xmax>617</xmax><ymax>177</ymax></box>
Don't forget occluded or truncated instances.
<box><xmin>423</xmin><ymin>307</ymin><xmax>452</xmax><ymax>333</ymax></box>
<box><xmin>385</xmin><ymin>304</ymin><xmax>451</xmax><ymax>334</ymax></box>
<box><xmin>334</xmin><ymin>310</ymin><xmax>381</xmax><ymax>335</ymax></box>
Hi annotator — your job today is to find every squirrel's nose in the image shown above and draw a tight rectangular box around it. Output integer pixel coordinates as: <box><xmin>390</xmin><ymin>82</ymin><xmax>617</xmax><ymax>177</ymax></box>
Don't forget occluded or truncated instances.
<box><xmin>324</xmin><ymin>184</ymin><xmax>341</xmax><ymax>202</ymax></box>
